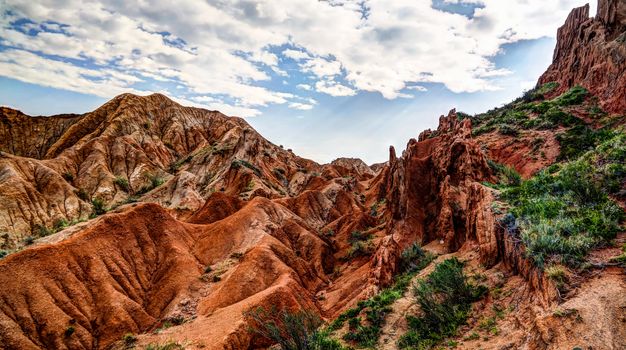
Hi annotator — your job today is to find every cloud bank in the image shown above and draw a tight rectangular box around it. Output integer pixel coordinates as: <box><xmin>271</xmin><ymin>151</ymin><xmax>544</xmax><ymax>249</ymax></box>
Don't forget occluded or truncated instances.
<box><xmin>0</xmin><ymin>0</ymin><xmax>591</xmax><ymax>117</ymax></box>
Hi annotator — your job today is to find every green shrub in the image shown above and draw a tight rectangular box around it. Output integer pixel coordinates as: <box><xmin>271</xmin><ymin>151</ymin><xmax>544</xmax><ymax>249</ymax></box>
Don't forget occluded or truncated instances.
<box><xmin>169</xmin><ymin>155</ymin><xmax>193</xmax><ymax>173</ymax></box>
<box><xmin>24</xmin><ymin>236</ymin><xmax>35</xmax><ymax>245</ymax></box>
<box><xmin>231</xmin><ymin>159</ymin><xmax>261</xmax><ymax>176</ymax></box>
<box><xmin>122</xmin><ymin>333</ymin><xmax>137</xmax><ymax>346</ymax></box>
<box><xmin>244</xmin><ymin>307</ymin><xmax>345</xmax><ymax>350</ymax></box>
<box><xmin>556</xmin><ymin>125</ymin><xmax>615</xmax><ymax>160</ymax></box>
<box><xmin>487</xmin><ymin>160</ymin><xmax>521</xmax><ymax>187</ymax></box>
<box><xmin>76</xmin><ymin>188</ymin><xmax>90</xmax><ymax>201</ymax></box>
<box><xmin>555</xmin><ymin>85</ymin><xmax>588</xmax><ymax>106</ymax></box>
<box><xmin>34</xmin><ymin>224</ymin><xmax>52</xmax><ymax>237</ymax></box>
<box><xmin>498</xmin><ymin>124</ymin><xmax>518</xmax><ymax>136</ymax></box>
<box><xmin>113</xmin><ymin>176</ymin><xmax>130</xmax><ymax>192</ymax></box>
<box><xmin>399</xmin><ymin>243</ymin><xmax>430</xmax><ymax>273</ymax></box>
<box><xmin>91</xmin><ymin>197</ymin><xmax>107</xmax><ymax>216</ymax></box>
<box><xmin>64</xmin><ymin>326</ymin><xmax>75</xmax><ymax>337</ymax></box>
<box><xmin>398</xmin><ymin>258</ymin><xmax>487</xmax><ymax>349</ymax></box>
<box><xmin>137</xmin><ymin>174</ymin><xmax>165</xmax><ymax>195</ymax></box>
<box><xmin>145</xmin><ymin>341</ymin><xmax>185</xmax><ymax>350</ymax></box>
<box><xmin>62</xmin><ymin>172</ymin><xmax>74</xmax><ymax>182</ymax></box>
<box><xmin>336</xmin><ymin>257</ymin><xmax>433</xmax><ymax>348</ymax></box>
<box><xmin>347</xmin><ymin>240</ymin><xmax>374</xmax><ymax>258</ymax></box>
<box><xmin>501</xmin><ymin>133</ymin><xmax>625</xmax><ymax>267</ymax></box>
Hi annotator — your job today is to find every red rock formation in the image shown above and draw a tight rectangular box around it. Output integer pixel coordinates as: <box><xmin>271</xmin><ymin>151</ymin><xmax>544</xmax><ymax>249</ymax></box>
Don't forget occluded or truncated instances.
<box><xmin>0</xmin><ymin>94</ymin><xmax>321</xmax><ymax>248</ymax></box>
<box><xmin>539</xmin><ymin>0</ymin><xmax>626</xmax><ymax>114</ymax></box>
<box><xmin>368</xmin><ymin>110</ymin><xmax>495</xmax><ymax>286</ymax></box>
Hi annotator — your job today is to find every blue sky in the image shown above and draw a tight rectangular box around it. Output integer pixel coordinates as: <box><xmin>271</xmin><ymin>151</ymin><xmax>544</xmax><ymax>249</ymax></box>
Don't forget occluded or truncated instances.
<box><xmin>0</xmin><ymin>0</ymin><xmax>595</xmax><ymax>163</ymax></box>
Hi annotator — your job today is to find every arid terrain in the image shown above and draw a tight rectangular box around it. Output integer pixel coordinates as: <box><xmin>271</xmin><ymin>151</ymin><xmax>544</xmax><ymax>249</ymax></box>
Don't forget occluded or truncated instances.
<box><xmin>0</xmin><ymin>1</ymin><xmax>625</xmax><ymax>350</ymax></box>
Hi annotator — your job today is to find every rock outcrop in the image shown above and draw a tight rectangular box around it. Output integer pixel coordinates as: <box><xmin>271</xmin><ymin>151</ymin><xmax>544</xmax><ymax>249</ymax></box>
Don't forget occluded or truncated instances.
<box><xmin>539</xmin><ymin>0</ymin><xmax>626</xmax><ymax>114</ymax></box>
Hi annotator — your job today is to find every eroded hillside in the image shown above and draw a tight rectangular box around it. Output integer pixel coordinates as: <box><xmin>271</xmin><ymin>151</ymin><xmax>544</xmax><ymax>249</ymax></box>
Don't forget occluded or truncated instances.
<box><xmin>0</xmin><ymin>1</ymin><xmax>625</xmax><ymax>350</ymax></box>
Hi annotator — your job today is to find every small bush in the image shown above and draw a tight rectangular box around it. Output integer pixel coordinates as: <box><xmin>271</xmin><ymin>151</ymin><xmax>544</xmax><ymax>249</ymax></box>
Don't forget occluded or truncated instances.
<box><xmin>399</xmin><ymin>243</ymin><xmax>429</xmax><ymax>273</ymax></box>
<box><xmin>64</xmin><ymin>326</ymin><xmax>75</xmax><ymax>337</ymax></box>
<box><xmin>498</xmin><ymin>124</ymin><xmax>518</xmax><ymax>136</ymax></box>
<box><xmin>398</xmin><ymin>258</ymin><xmax>487</xmax><ymax>349</ymax></box>
<box><xmin>556</xmin><ymin>125</ymin><xmax>615</xmax><ymax>161</ymax></box>
<box><xmin>230</xmin><ymin>252</ymin><xmax>244</xmax><ymax>260</ymax></box>
<box><xmin>91</xmin><ymin>198</ymin><xmax>107</xmax><ymax>216</ymax></box>
<box><xmin>145</xmin><ymin>341</ymin><xmax>185</xmax><ymax>350</ymax></box>
<box><xmin>545</xmin><ymin>265</ymin><xmax>567</xmax><ymax>288</ymax></box>
<box><xmin>231</xmin><ymin>159</ymin><xmax>261</xmax><ymax>176</ymax></box>
<box><xmin>114</xmin><ymin>176</ymin><xmax>130</xmax><ymax>192</ymax></box>
<box><xmin>122</xmin><ymin>333</ymin><xmax>137</xmax><ymax>346</ymax></box>
<box><xmin>137</xmin><ymin>174</ymin><xmax>165</xmax><ymax>195</ymax></box>
<box><xmin>487</xmin><ymin>160</ymin><xmax>521</xmax><ymax>187</ymax></box>
<box><xmin>555</xmin><ymin>85</ymin><xmax>588</xmax><ymax>106</ymax></box>
<box><xmin>62</xmin><ymin>172</ymin><xmax>74</xmax><ymax>182</ymax></box>
<box><xmin>347</xmin><ymin>240</ymin><xmax>374</xmax><ymax>258</ymax></box>
<box><xmin>76</xmin><ymin>188</ymin><xmax>90</xmax><ymax>201</ymax></box>
<box><xmin>244</xmin><ymin>307</ymin><xmax>345</xmax><ymax>350</ymax></box>
<box><xmin>169</xmin><ymin>155</ymin><xmax>193</xmax><ymax>173</ymax></box>
<box><xmin>501</xmin><ymin>133</ymin><xmax>625</xmax><ymax>267</ymax></box>
<box><xmin>24</xmin><ymin>236</ymin><xmax>35</xmax><ymax>245</ymax></box>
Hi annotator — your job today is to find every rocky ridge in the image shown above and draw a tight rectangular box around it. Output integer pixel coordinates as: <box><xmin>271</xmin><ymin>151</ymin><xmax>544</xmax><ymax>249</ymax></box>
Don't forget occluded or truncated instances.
<box><xmin>0</xmin><ymin>1</ymin><xmax>625</xmax><ymax>349</ymax></box>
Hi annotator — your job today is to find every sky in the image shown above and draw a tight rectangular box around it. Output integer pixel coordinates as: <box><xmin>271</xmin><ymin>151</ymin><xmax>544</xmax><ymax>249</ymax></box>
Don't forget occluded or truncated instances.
<box><xmin>0</xmin><ymin>0</ymin><xmax>597</xmax><ymax>164</ymax></box>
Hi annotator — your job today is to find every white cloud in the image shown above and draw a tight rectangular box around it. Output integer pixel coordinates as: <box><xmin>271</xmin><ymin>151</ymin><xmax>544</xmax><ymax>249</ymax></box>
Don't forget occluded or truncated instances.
<box><xmin>288</xmin><ymin>102</ymin><xmax>314</xmax><ymax>110</ymax></box>
<box><xmin>0</xmin><ymin>0</ymin><xmax>591</xmax><ymax>113</ymax></box>
<box><xmin>406</xmin><ymin>85</ymin><xmax>427</xmax><ymax>92</ymax></box>
<box><xmin>283</xmin><ymin>48</ymin><xmax>310</xmax><ymax>60</ymax></box>
<box><xmin>315</xmin><ymin>79</ymin><xmax>356</xmax><ymax>97</ymax></box>
<box><xmin>300</xmin><ymin>57</ymin><xmax>342</xmax><ymax>78</ymax></box>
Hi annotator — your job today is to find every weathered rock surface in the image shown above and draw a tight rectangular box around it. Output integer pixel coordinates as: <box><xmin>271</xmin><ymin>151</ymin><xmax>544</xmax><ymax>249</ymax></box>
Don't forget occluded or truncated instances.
<box><xmin>539</xmin><ymin>0</ymin><xmax>626</xmax><ymax>114</ymax></box>
<box><xmin>0</xmin><ymin>1</ymin><xmax>625</xmax><ymax>348</ymax></box>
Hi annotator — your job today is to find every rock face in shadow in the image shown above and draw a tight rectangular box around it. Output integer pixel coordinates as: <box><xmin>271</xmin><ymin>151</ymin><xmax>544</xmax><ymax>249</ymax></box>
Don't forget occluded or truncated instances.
<box><xmin>539</xmin><ymin>0</ymin><xmax>626</xmax><ymax>114</ymax></box>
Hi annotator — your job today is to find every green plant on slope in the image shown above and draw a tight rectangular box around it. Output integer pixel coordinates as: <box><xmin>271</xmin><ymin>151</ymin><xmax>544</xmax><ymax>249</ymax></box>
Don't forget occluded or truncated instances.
<box><xmin>329</xmin><ymin>246</ymin><xmax>434</xmax><ymax>348</ymax></box>
<box><xmin>144</xmin><ymin>341</ymin><xmax>185</xmax><ymax>350</ymax></box>
<box><xmin>398</xmin><ymin>258</ymin><xmax>487</xmax><ymax>349</ymax></box>
<box><xmin>114</xmin><ymin>176</ymin><xmax>130</xmax><ymax>192</ymax></box>
<box><xmin>501</xmin><ymin>133</ymin><xmax>626</xmax><ymax>267</ymax></box>
<box><xmin>244</xmin><ymin>307</ymin><xmax>345</xmax><ymax>350</ymax></box>
<box><xmin>91</xmin><ymin>197</ymin><xmax>107</xmax><ymax>216</ymax></box>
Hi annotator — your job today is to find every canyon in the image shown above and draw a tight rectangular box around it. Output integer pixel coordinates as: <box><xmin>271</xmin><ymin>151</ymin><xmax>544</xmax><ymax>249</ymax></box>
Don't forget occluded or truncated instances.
<box><xmin>0</xmin><ymin>1</ymin><xmax>625</xmax><ymax>349</ymax></box>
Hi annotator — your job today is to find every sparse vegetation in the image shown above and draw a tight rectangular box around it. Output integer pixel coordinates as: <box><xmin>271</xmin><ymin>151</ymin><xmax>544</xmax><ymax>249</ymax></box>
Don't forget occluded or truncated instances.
<box><xmin>231</xmin><ymin>159</ymin><xmax>262</xmax><ymax>176</ymax></box>
<box><xmin>487</xmin><ymin>160</ymin><xmax>521</xmax><ymax>187</ymax></box>
<box><xmin>114</xmin><ymin>176</ymin><xmax>130</xmax><ymax>192</ymax></box>
<box><xmin>346</xmin><ymin>230</ymin><xmax>374</xmax><ymax>259</ymax></box>
<box><xmin>136</xmin><ymin>174</ymin><xmax>165</xmax><ymax>195</ymax></box>
<box><xmin>76</xmin><ymin>188</ymin><xmax>90</xmax><ymax>201</ymax></box>
<box><xmin>471</xmin><ymin>85</ymin><xmax>587</xmax><ymax>138</ymax></box>
<box><xmin>64</xmin><ymin>326</ymin><xmax>75</xmax><ymax>337</ymax></box>
<box><xmin>398</xmin><ymin>243</ymin><xmax>433</xmax><ymax>274</ymax></box>
<box><xmin>398</xmin><ymin>258</ymin><xmax>487</xmax><ymax>349</ymax></box>
<box><xmin>91</xmin><ymin>197</ymin><xmax>107</xmax><ymax>216</ymax></box>
<box><xmin>62</xmin><ymin>172</ymin><xmax>74</xmax><ymax>182</ymax></box>
<box><xmin>144</xmin><ymin>341</ymin><xmax>186</xmax><ymax>350</ymax></box>
<box><xmin>326</xmin><ymin>247</ymin><xmax>434</xmax><ymax>347</ymax></box>
<box><xmin>230</xmin><ymin>252</ymin><xmax>244</xmax><ymax>260</ymax></box>
<box><xmin>245</xmin><ymin>307</ymin><xmax>345</xmax><ymax>350</ymax></box>
<box><xmin>169</xmin><ymin>155</ymin><xmax>193</xmax><ymax>173</ymax></box>
<box><xmin>122</xmin><ymin>333</ymin><xmax>137</xmax><ymax>347</ymax></box>
<box><xmin>500</xmin><ymin>133</ymin><xmax>626</xmax><ymax>267</ymax></box>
